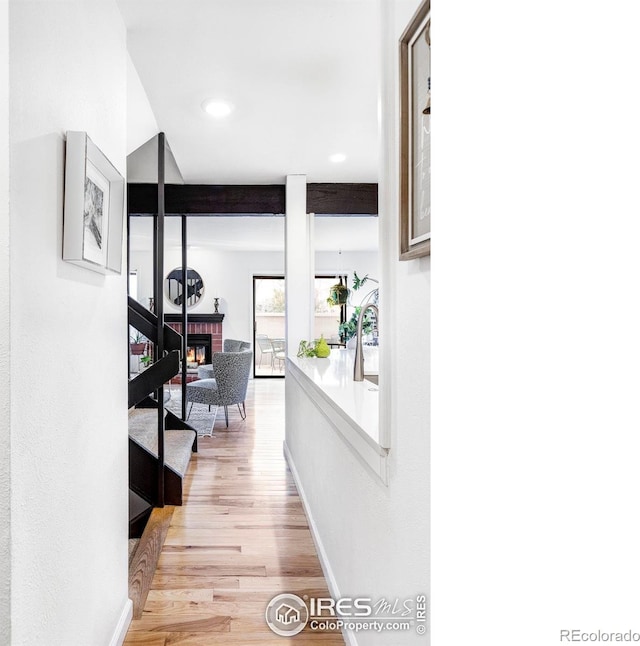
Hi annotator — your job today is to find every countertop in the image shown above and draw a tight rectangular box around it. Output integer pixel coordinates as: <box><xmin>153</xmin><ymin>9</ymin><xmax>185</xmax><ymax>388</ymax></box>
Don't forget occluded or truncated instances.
<box><xmin>287</xmin><ymin>347</ymin><xmax>380</xmax><ymax>446</ymax></box>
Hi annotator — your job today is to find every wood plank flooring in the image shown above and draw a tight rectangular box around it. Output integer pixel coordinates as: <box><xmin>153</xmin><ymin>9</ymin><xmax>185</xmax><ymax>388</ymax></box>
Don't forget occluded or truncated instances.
<box><xmin>130</xmin><ymin>506</ymin><xmax>175</xmax><ymax>618</ymax></box>
<box><xmin>124</xmin><ymin>379</ymin><xmax>344</xmax><ymax>645</ymax></box>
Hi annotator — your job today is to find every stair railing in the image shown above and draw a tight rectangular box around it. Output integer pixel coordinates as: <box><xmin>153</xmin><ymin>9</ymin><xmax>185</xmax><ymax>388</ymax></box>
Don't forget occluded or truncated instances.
<box><xmin>127</xmin><ymin>133</ymin><xmax>181</xmax><ymax>508</ymax></box>
<box><xmin>152</xmin><ymin>134</ymin><xmax>165</xmax><ymax>505</ymax></box>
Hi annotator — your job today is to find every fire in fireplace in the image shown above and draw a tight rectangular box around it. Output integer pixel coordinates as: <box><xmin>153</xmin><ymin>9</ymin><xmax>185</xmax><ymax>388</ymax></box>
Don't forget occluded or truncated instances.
<box><xmin>187</xmin><ymin>346</ymin><xmax>206</xmax><ymax>364</ymax></box>
<box><xmin>186</xmin><ymin>334</ymin><xmax>212</xmax><ymax>366</ymax></box>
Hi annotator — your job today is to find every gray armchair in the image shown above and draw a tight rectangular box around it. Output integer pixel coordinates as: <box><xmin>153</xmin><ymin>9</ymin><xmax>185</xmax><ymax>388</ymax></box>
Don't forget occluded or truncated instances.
<box><xmin>223</xmin><ymin>338</ymin><xmax>251</xmax><ymax>352</ymax></box>
<box><xmin>198</xmin><ymin>339</ymin><xmax>251</xmax><ymax>378</ymax></box>
<box><xmin>187</xmin><ymin>350</ymin><xmax>253</xmax><ymax>428</ymax></box>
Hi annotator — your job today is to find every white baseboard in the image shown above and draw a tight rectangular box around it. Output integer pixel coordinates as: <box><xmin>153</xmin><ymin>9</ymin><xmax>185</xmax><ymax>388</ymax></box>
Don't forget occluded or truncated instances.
<box><xmin>108</xmin><ymin>598</ymin><xmax>132</xmax><ymax>646</ymax></box>
<box><xmin>283</xmin><ymin>441</ymin><xmax>358</xmax><ymax>646</ymax></box>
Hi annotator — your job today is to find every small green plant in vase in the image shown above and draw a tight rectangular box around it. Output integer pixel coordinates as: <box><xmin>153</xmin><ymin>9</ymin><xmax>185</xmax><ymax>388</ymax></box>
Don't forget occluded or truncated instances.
<box><xmin>297</xmin><ymin>335</ymin><xmax>331</xmax><ymax>359</ymax></box>
<box><xmin>297</xmin><ymin>340</ymin><xmax>317</xmax><ymax>358</ymax></box>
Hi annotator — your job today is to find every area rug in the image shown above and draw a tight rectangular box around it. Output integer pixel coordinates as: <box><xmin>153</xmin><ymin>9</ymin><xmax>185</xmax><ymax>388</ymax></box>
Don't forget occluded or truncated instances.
<box><xmin>164</xmin><ymin>387</ymin><xmax>217</xmax><ymax>437</ymax></box>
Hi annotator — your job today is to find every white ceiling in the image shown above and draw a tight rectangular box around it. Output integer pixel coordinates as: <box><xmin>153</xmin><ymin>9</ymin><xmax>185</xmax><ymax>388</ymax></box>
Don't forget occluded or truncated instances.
<box><xmin>117</xmin><ymin>0</ymin><xmax>380</xmax><ymax>184</ymax></box>
<box><xmin>129</xmin><ymin>215</ymin><xmax>378</xmax><ymax>252</ymax></box>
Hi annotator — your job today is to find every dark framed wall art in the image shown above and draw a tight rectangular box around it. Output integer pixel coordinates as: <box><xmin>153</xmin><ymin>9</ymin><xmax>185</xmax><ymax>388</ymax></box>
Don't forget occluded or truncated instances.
<box><xmin>399</xmin><ymin>0</ymin><xmax>431</xmax><ymax>260</ymax></box>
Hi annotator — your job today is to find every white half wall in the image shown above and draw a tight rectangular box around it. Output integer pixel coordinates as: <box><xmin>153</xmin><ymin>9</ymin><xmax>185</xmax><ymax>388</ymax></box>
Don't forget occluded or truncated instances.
<box><xmin>284</xmin><ymin>0</ymin><xmax>429</xmax><ymax>644</ymax></box>
<box><xmin>9</xmin><ymin>1</ymin><xmax>130</xmax><ymax>644</ymax></box>
<box><xmin>0</xmin><ymin>1</ymin><xmax>11</xmax><ymax>643</ymax></box>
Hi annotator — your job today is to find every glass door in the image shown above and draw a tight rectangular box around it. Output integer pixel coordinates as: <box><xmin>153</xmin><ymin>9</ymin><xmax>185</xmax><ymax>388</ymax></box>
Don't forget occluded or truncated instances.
<box><xmin>253</xmin><ymin>276</ymin><xmax>286</xmax><ymax>377</ymax></box>
<box><xmin>314</xmin><ymin>275</ymin><xmax>347</xmax><ymax>345</ymax></box>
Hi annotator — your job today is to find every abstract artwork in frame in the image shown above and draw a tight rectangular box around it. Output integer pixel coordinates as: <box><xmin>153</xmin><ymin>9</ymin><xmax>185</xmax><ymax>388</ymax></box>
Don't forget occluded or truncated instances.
<box><xmin>399</xmin><ymin>0</ymin><xmax>431</xmax><ymax>260</ymax></box>
<box><xmin>63</xmin><ymin>131</ymin><xmax>125</xmax><ymax>274</ymax></box>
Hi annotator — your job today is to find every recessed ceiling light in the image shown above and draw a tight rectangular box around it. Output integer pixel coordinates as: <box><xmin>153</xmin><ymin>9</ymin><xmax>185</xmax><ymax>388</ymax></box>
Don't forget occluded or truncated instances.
<box><xmin>202</xmin><ymin>99</ymin><xmax>233</xmax><ymax>119</ymax></box>
<box><xmin>329</xmin><ymin>153</ymin><xmax>347</xmax><ymax>163</ymax></box>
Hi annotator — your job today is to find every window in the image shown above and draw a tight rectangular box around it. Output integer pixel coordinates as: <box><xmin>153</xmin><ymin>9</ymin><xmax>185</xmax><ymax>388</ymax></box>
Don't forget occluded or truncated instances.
<box><xmin>314</xmin><ymin>275</ymin><xmax>347</xmax><ymax>342</ymax></box>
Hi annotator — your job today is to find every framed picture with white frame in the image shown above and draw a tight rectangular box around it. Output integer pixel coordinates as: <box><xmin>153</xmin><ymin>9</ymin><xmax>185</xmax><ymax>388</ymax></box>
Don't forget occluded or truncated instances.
<box><xmin>63</xmin><ymin>131</ymin><xmax>125</xmax><ymax>274</ymax></box>
<box><xmin>399</xmin><ymin>0</ymin><xmax>431</xmax><ymax>260</ymax></box>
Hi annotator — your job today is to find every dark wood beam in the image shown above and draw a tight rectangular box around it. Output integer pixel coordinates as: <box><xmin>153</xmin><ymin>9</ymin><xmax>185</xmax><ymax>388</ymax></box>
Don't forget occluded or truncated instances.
<box><xmin>307</xmin><ymin>183</ymin><xmax>378</xmax><ymax>215</ymax></box>
<box><xmin>128</xmin><ymin>184</ymin><xmax>285</xmax><ymax>216</ymax></box>
<box><xmin>128</xmin><ymin>183</ymin><xmax>378</xmax><ymax>216</ymax></box>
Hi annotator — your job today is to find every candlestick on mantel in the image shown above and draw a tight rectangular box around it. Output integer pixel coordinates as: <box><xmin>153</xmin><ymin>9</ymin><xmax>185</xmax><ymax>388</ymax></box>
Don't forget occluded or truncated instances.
<box><xmin>213</xmin><ymin>297</ymin><xmax>220</xmax><ymax>313</ymax></box>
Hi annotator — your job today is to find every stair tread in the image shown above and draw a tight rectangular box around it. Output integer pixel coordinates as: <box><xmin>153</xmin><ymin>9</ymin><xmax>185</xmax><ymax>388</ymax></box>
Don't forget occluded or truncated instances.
<box><xmin>128</xmin><ymin>406</ymin><xmax>167</xmax><ymax>418</ymax></box>
<box><xmin>129</xmin><ymin>409</ymin><xmax>194</xmax><ymax>477</ymax></box>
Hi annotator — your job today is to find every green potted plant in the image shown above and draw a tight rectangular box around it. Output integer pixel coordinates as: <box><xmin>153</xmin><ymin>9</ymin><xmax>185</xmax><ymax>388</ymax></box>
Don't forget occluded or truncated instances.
<box><xmin>338</xmin><ymin>272</ymin><xmax>379</xmax><ymax>343</ymax></box>
<box><xmin>339</xmin><ymin>306</ymin><xmax>376</xmax><ymax>343</ymax></box>
<box><xmin>130</xmin><ymin>331</ymin><xmax>147</xmax><ymax>355</ymax></box>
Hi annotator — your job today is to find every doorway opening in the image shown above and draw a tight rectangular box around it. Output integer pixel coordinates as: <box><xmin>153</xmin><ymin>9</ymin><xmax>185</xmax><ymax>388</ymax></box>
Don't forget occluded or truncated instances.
<box><xmin>253</xmin><ymin>276</ymin><xmax>285</xmax><ymax>377</ymax></box>
<box><xmin>253</xmin><ymin>274</ymin><xmax>349</xmax><ymax>378</ymax></box>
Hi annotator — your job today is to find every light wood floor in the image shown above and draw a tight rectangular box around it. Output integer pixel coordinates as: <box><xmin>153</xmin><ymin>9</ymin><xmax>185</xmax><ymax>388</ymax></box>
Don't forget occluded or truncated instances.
<box><xmin>124</xmin><ymin>379</ymin><xmax>344</xmax><ymax>645</ymax></box>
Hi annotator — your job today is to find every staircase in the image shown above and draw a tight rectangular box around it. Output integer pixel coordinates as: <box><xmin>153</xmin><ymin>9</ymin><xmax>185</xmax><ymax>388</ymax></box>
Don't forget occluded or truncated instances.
<box><xmin>128</xmin><ymin>296</ymin><xmax>197</xmax><ymax>538</ymax></box>
<box><xmin>129</xmin><ymin>406</ymin><xmax>196</xmax><ymax>508</ymax></box>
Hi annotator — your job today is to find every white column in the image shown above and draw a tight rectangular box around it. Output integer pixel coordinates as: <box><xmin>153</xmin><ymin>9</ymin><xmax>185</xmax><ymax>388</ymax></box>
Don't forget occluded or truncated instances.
<box><xmin>285</xmin><ymin>174</ymin><xmax>314</xmax><ymax>357</ymax></box>
<box><xmin>377</xmin><ymin>0</ymin><xmax>396</xmax><ymax>449</ymax></box>
<box><xmin>0</xmin><ymin>2</ymin><xmax>10</xmax><ymax>643</ymax></box>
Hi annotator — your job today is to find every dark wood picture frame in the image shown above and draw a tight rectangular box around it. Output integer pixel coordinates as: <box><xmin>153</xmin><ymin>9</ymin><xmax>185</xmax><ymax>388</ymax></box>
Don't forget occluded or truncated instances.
<box><xmin>399</xmin><ymin>0</ymin><xmax>431</xmax><ymax>260</ymax></box>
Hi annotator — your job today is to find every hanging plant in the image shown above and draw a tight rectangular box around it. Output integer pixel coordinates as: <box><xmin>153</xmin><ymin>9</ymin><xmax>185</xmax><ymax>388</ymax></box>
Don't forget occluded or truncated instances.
<box><xmin>327</xmin><ymin>282</ymin><xmax>349</xmax><ymax>307</ymax></box>
<box><xmin>327</xmin><ymin>249</ymin><xmax>349</xmax><ymax>307</ymax></box>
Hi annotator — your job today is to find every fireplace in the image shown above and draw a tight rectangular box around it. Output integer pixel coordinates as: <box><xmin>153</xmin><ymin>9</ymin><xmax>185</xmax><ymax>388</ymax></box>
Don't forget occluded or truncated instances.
<box><xmin>164</xmin><ymin>313</ymin><xmax>224</xmax><ymax>384</ymax></box>
<box><xmin>186</xmin><ymin>334</ymin><xmax>212</xmax><ymax>367</ymax></box>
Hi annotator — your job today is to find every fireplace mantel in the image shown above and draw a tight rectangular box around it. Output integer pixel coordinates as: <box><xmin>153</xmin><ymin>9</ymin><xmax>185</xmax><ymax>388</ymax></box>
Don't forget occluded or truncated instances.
<box><xmin>164</xmin><ymin>313</ymin><xmax>224</xmax><ymax>324</ymax></box>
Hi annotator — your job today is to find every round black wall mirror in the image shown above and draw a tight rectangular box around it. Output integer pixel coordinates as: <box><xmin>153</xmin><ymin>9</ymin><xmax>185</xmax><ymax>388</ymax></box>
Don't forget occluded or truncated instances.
<box><xmin>164</xmin><ymin>267</ymin><xmax>204</xmax><ymax>309</ymax></box>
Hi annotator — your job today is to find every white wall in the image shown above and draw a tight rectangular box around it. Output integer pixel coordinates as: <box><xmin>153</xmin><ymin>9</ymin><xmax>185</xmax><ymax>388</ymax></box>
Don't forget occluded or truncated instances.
<box><xmin>130</xmin><ymin>245</ymin><xmax>378</xmax><ymax>353</ymax></box>
<box><xmin>284</xmin><ymin>0</ymin><xmax>428</xmax><ymax>644</ymax></box>
<box><xmin>315</xmin><ymin>251</ymin><xmax>379</xmax><ymax>283</ymax></box>
<box><xmin>9</xmin><ymin>1</ymin><xmax>129</xmax><ymax>644</ymax></box>
<box><xmin>126</xmin><ymin>51</ymin><xmax>158</xmax><ymax>155</ymax></box>
<box><xmin>0</xmin><ymin>2</ymin><xmax>11</xmax><ymax>643</ymax></box>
